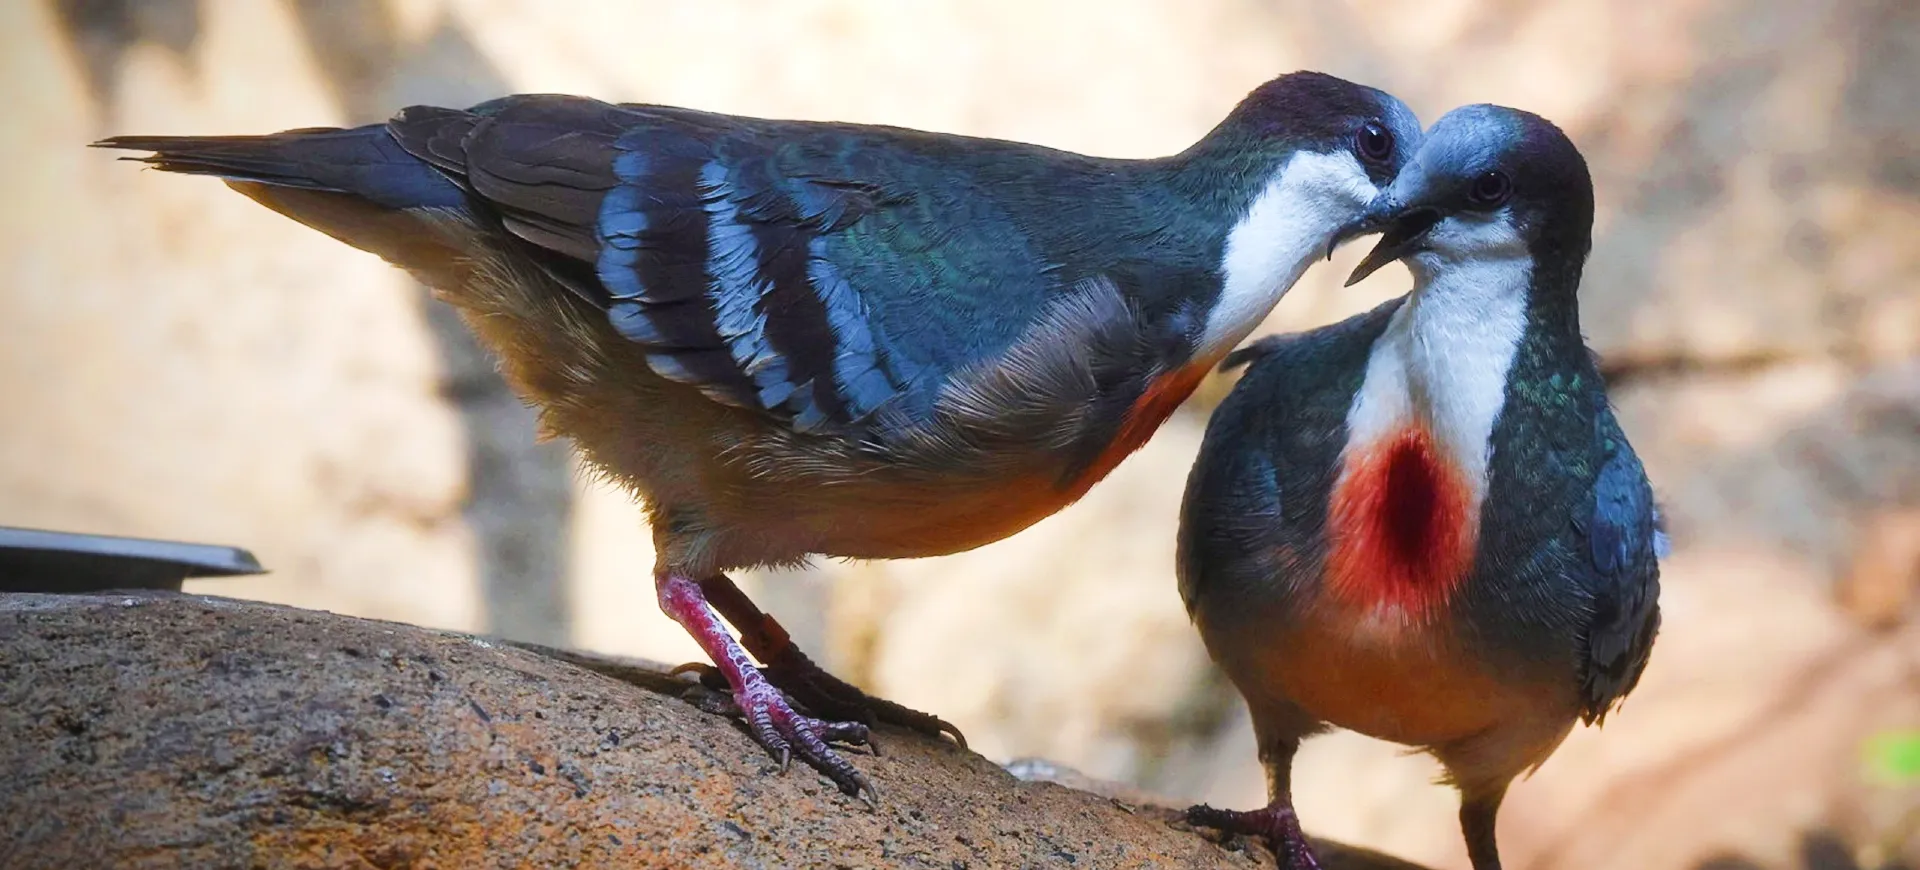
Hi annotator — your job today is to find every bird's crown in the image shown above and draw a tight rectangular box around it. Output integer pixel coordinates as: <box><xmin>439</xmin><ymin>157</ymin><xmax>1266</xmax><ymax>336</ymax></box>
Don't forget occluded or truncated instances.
<box><xmin>1188</xmin><ymin>71</ymin><xmax>1424</xmax><ymax>191</ymax></box>
<box><xmin>1408</xmin><ymin>105</ymin><xmax>1594</xmax><ymax>251</ymax></box>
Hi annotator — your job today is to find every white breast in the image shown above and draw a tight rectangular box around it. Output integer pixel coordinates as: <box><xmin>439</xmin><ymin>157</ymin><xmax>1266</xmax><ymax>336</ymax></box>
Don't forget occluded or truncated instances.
<box><xmin>1202</xmin><ymin>150</ymin><xmax>1378</xmax><ymax>361</ymax></box>
<box><xmin>1342</xmin><ymin>216</ymin><xmax>1534</xmax><ymax>506</ymax></box>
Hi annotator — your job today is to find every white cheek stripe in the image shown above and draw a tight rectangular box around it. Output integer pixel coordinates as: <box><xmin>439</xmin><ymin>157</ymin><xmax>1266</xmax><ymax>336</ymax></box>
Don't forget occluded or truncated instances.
<box><xmin>1203</xmin><ymin>151</ymin><xmax>1377</xmax><ymax>361</ymax></box>
<box><xmin>1342</xmin><ymin>218</ymin><xmax>1533</xmax><ymax>506</ymax></box>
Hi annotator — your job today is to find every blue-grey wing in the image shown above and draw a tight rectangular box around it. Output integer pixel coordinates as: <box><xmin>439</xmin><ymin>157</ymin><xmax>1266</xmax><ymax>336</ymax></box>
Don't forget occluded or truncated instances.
<box><xmin>1578</xmin><ymin>437</ymin><xmax>1664</xmax><ymax>725</ymax></box>
<box><xmin>389</xmin><ymin>96</ymin><xmax>1057</xmax><ymax>432</ymax></box>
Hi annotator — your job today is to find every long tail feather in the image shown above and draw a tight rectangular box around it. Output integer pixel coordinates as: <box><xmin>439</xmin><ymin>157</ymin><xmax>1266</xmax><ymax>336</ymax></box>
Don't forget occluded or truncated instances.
<box><xmin>94</xmin><ymin>126</ymin><xmax>475</xmax><ymax>286</ymax></box>
<box><xmin>94</xmin><ymin>126</ymin><xmax>468</xmax><ymax>210</ymax></box>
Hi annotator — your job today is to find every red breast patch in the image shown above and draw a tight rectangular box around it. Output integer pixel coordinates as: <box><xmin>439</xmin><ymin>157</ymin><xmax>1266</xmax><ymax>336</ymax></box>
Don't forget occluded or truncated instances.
<box><xmin>1324</xmin><ymin>425</ymin><xmax>1477</xmax><ymax>617</ymax></box>
<box><xmin>1066</xmin><ymin>360</ymin><xmax>1216</xmax><ymax>495</ymax></box>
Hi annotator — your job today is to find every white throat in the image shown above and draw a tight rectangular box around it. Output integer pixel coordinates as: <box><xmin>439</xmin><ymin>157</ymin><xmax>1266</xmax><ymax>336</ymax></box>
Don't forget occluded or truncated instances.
<box><xmin>1201</xmin><ymin>150</ymin><xmax>1376</xmax><ymax>361</ymax></box>
<box><xmin>1341</xmin><ymin>216</ymin><xmax>1534</xmax><ymax>502</ymax></box>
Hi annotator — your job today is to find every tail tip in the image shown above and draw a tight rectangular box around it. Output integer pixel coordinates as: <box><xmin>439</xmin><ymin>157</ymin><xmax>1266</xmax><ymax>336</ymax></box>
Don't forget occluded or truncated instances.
<box><xmin>90</xmin><ymin>136</ymin><xmax>161</xmax><ymax>153</ymax></box>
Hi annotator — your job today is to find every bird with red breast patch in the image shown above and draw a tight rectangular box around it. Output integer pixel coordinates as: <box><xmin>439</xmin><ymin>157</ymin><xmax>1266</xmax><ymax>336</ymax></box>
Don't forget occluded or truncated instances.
<box><xmin>96</xmin><ymin>72</ymin><xmax>1423</xmax><ymax>801</ymax></box>
<box><xmin>1178</xmin><ymin>104</ymin><xmax>1664</xmax><ymax>869</ymax></box>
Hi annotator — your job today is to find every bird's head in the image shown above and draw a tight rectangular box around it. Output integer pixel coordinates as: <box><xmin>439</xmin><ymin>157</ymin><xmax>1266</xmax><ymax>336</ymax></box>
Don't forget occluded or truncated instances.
<box><xmin>1203</xmin><ymin>71</ymin><xmax>1424</xmax><ymax>215</ymax></box>
<box><xmin>1187</xmin><ymin>72</ymin><xmax>1423</xmax><ymax>358</ymax></box>
<box><xmin>1333</xmin><ymin>104</ymin><xmax>1594</xmax><ymax>290</ymax></box>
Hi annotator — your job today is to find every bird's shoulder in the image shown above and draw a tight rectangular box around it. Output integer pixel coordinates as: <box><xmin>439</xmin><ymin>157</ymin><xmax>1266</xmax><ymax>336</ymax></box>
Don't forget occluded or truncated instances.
<box><xmin>1213</xmin><ymin>295</ymin><xmax>1405</xmax><ymax>425</ymax></box>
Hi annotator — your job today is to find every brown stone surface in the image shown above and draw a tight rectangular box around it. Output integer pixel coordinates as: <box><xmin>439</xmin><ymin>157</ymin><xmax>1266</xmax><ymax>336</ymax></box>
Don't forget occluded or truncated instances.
<box><xmin>0</xmin><ymin>592</ymin><xmax>1424</xmax><ymax>870</ymax></box>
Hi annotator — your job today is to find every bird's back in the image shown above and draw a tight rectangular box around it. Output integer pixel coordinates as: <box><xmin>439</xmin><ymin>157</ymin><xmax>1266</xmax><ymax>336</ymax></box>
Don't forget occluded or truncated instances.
<box><xmin>397</xmin><ymin>96</ymin><xmax>1191</xmax><ymax>428</ymax></box>
<box><xmin>104</xmin><ymin>95</ymin><xmax>1194</xmax><ymax>433</ymax></box>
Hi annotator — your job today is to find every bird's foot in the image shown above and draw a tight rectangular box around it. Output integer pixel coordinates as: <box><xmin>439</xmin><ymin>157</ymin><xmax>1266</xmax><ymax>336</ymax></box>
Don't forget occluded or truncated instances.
<box><xmin>657</xmin><ymin>572</ymin><xmax>877</xmax><ymax>804</ymax></box>
<box><xmin>1187</xmin><ymin>802</ymin><xmax>1321</xmax><ymax>870</ymax></box>
<box><xmin>673</xmin><ymin>648</ymin><xmax>965</xmax><ymax>754</ymax></box>
<box><xmin>765</xmin><ymin>647</ymin><xmax>967</xmax><ymax>750</ymax></box>
<box><xmin>728</xmin><ymin>664</ymin><xmax>879</xmax><ymax>804</ymax></box>
<box><xmin>688</xmin><ymin>573</ymin><xmax>967</xmax><ymax>750</ymax></box>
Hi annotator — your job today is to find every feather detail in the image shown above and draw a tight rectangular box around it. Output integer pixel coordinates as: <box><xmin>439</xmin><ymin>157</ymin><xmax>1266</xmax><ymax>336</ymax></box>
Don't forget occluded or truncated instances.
<box><xmin>1577</xmin><ymin>444</ymin><xmax>1663</xmax><ymax>725</ymax></box>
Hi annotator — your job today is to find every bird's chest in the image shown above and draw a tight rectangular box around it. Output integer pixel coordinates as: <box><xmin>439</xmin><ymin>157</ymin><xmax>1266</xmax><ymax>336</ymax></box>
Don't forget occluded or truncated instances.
<box><xmin>1315</xmin><ymin>291</ymin><xmax>1517</xmax><ymax>621</ymax></box>
<box><xmin>1189</xmin><ymin>419</ymin><xmax>1493</xmax><ymax>744</ymax></box>
<box><xmin>1254</xmin><ymin>423</ymin><xmax>1496</xmax><ymax>744</ymax></box>
<box><xmin>1264</xmin><ymin>301</ymin><xmax>1528</xmax><ymax>742</ymax></box>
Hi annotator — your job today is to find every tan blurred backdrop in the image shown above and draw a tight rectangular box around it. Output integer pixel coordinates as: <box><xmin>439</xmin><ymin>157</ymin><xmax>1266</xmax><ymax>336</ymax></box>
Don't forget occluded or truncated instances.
<box><xmin>2</xmin><ymin>1</ymin><xmax>1917</xmax><ymax>868</ymax></box>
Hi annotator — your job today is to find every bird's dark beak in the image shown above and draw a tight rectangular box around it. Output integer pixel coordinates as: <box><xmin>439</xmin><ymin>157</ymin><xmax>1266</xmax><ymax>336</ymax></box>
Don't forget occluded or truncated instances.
<box><xmin>1325</xmin><ymin>196</ymin><xmax>1399</xmax><ymax>263</ymax></box>
<box><xmin>1343</xmin><ymin>204</ymin><xmax>1443</xmax><ymax>286</ymax></box>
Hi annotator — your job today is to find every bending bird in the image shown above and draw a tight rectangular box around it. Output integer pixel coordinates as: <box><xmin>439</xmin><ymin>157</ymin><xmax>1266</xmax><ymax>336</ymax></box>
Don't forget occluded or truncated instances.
<box><xmin>97</xmin><ymin>72</ymin><xmax>1421</xmax><ymax>800</ymax></box>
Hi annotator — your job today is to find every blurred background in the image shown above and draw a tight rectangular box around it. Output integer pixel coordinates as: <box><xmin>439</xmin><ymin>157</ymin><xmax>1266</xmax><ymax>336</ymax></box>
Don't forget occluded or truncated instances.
<box><xmin>2</xmin><ymin>0</ymin><xmax>1916</xmax><ymax>867</ymax></box>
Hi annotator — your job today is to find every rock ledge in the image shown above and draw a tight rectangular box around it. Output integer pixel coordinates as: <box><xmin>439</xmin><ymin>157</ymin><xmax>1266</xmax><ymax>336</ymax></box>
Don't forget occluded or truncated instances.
<box><xmin>0</xmin><ymin>592</ymin><xmax>1422</xmax><ymax>869</ymax></box>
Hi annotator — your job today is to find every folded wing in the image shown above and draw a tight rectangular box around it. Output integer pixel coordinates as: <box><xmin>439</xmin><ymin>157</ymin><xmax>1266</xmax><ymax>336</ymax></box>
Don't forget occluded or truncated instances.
<box><xmin>390</xmin><ymin>97</ymin><xmax>1058</xmax><ymax>432</ymax></box>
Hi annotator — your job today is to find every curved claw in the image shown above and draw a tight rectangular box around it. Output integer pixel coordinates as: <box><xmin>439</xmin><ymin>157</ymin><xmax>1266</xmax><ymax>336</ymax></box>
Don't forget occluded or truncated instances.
<box><xmin>668</xmin><ymin>661</ymin><xmax>711</xmax><ymax>679</ymax></box>
<box><xmin>669</xmin><ymin>660</ymin><xmax>732</xmax><ymax>692</ymax></box>
<box><xmin>858</xmin><ymin>692</ymin><xmax>967</xmax><ymax>749</ymax></box>
<box><xmin>762</xmin><ymin>653</ymin><xmax>969</xmax><ymax>749</ymax></box>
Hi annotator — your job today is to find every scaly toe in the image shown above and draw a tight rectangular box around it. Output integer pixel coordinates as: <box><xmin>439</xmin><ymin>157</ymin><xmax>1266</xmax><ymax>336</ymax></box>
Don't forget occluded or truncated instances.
<box><xmin>810</xmin><ymin>718</ymin><xmax>872</xmax><ymax>747</ymax></box>
<box><xmin>862</xmin><ymin>694</ymin><xmax>967</xmax><ymax>748</ymax></box>
<box><xmin>762</xmin><ymin>655</ymin><xmax>968</xmax><ymax>748</ymax></box>
<box><xmin>727</xmin><ymin>677</ymin><xmax>874</xmax><ymax>804</ymax></box>
<box><xmin>1185</xmin><ymin>803</ymin><xmax>1321</xmax><ymax>870</ymax></box>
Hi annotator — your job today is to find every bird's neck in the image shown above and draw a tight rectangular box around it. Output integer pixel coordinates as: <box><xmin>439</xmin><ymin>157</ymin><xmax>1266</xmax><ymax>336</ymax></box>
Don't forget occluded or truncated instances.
<box><xmin>1323</xmin><ymin>251</ymin><xmax>1539</xmax><ymax>621</ymax></box>
<box><xmin>1380</xmin><ymin>251</ymin><xmax>1540</xmax><ymax>482</ymax></box>
<box><xmin>1156</xmin><ymin>148</ymin><xmax>1375</xmax><ymax>362</ymax></box>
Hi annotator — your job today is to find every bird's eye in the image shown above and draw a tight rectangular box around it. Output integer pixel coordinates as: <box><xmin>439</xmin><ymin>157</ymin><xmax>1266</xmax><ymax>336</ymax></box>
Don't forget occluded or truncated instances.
<box><xmin>1468</xmin><ymin>170</ymin><xmax>1513</xmax><ymax>208</ymax></box>
<box><xmin>1354</xmin><ymin>122</ymin><xmax>1394</xmax><ymax>165</ymax></box>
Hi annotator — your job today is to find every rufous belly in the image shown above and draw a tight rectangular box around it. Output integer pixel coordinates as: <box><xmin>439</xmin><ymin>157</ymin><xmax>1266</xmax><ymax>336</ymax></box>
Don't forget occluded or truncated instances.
<box><xmin>1268</xmin><ymin>606</ymin><xmax>1521</xmax><ymax>746</ymax></box>
<box><xmin>797</xmin><ymin>358</ymin><xmax>1220</xmax><ymax>560</ymax></box>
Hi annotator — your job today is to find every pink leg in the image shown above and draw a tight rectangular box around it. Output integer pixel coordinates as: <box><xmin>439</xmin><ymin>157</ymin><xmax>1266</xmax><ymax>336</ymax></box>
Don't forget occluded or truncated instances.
<box><xmin>1187</xmin><ymin>802</ymin><xmax>1321</xmax><ymax>869</ymax></box>
<box><xmin>696</xmin><ymin>573</ymin><xmax>966</xmax><ymax>748</ymax></box>
<box><xmin>656</xmin><ymin>570</ymin><xmax>873</xmax><ymax>801</ymax></box>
